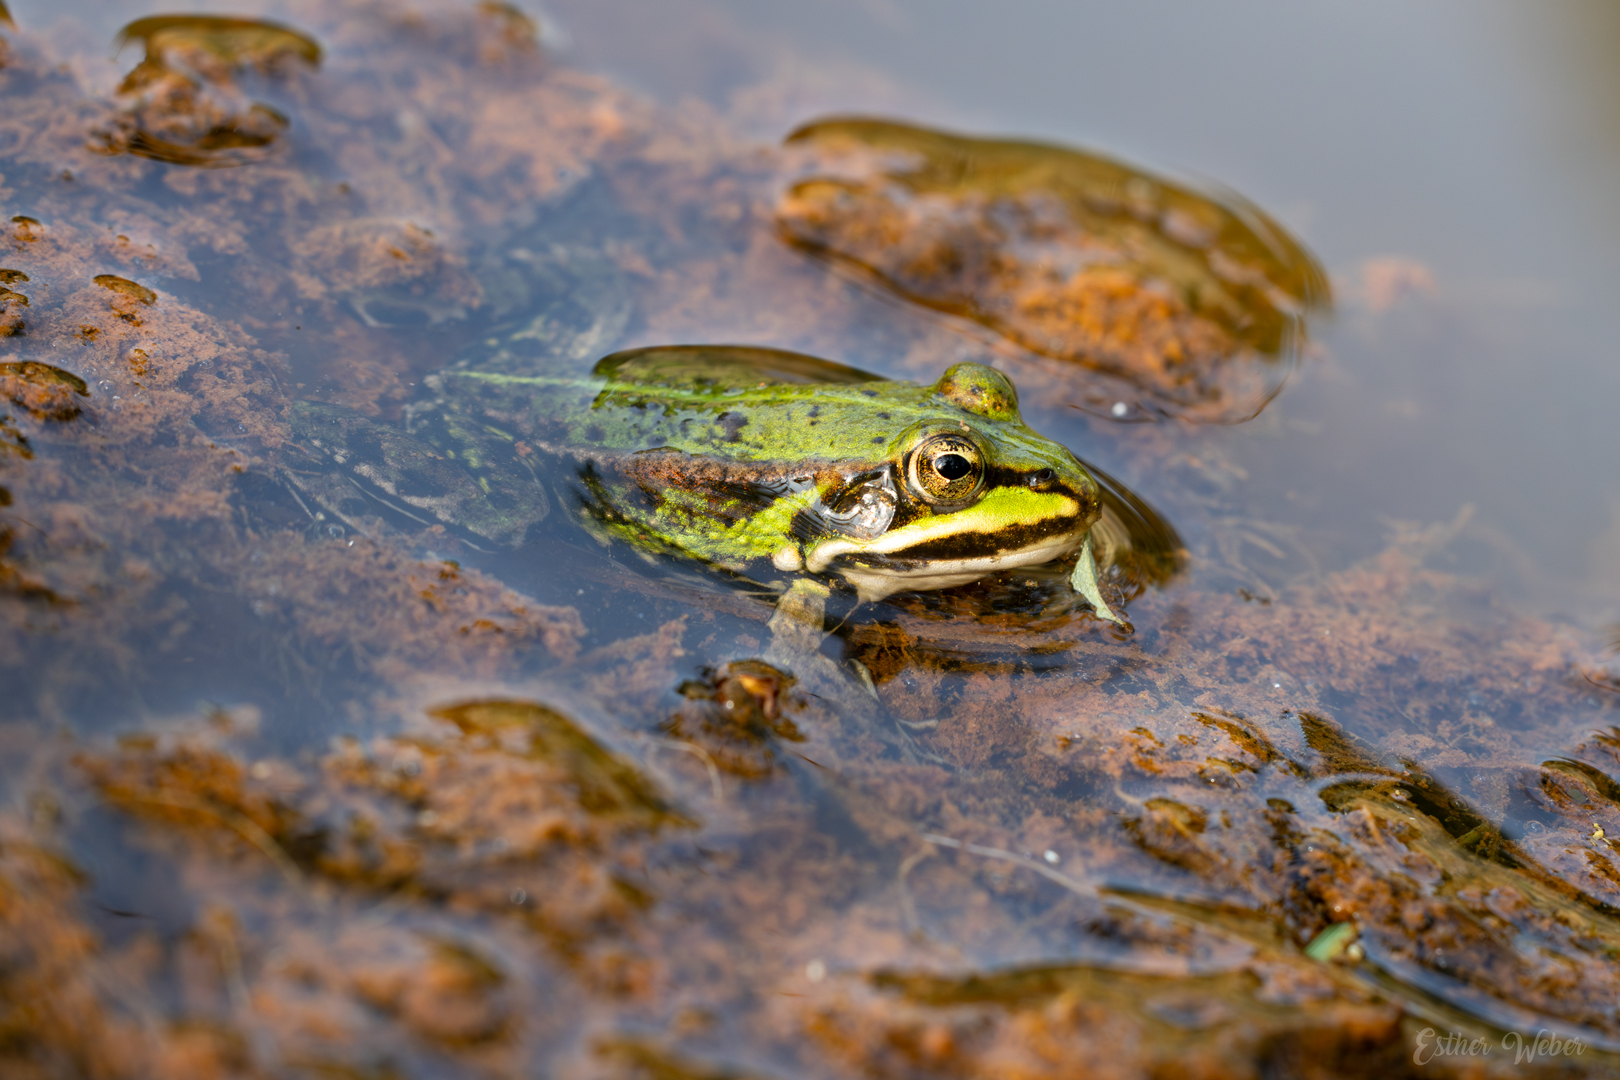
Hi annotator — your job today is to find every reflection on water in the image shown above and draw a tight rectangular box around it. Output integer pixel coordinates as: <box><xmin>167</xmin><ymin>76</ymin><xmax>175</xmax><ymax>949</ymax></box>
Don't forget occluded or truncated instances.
<box><xmin>0</xmin><ymin>1</ymin><xmax>1615</xmax><ymax>1077</ymax></box>
<box><xmin>779</xmin><ymin>117</ymin><xmax>1331</xmax><ymax>423</ymax></box>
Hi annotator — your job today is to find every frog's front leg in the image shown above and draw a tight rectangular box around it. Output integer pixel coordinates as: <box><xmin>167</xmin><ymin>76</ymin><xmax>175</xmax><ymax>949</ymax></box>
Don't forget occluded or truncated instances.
<box><xmin>765</xmin><ymin>577</ymin><xmax>942</xmax><ymax>764</ymax></box>
<box><xmin>765</xmin><ymin>578</ymin><xmax>855</xmax><ymax>697</ymax></box>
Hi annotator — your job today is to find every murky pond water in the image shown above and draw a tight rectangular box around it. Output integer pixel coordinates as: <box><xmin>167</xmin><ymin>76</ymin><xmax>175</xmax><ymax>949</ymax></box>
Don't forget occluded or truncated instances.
<box><xmin>1</xmin><ymin>1</ymin><xmax>1618</xmax><ymax>1077</ymax></box>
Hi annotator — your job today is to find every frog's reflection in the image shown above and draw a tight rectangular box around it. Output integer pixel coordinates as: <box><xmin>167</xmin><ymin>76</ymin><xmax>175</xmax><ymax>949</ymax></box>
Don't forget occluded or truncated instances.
<box><xmin>778</xmin><ymin>117</ymin><xmax>1332</xmax><ymax>424</ymax></box>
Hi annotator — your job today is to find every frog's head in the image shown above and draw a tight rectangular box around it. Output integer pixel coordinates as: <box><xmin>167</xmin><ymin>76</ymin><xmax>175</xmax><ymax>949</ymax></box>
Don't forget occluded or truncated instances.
<box><xmin>784</xmin><ymin>363</ymin><xmax>1102</xmax><ymax>601</ymax></box>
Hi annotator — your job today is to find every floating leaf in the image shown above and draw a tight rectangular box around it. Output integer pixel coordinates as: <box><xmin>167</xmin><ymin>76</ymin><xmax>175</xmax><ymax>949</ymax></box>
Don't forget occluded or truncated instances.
<box><xmin>1070</xmin><ymin>535</ymin><xmax>1122</xmax><ymax>625</ymax></box>
<box><xmin>779</xmin><ymin>117</ymin><xmax>1331</xmax><ymax>423</ymax></box>
<box><xmin>115</xmin><ymin>15</ymin><xmax>321</xmax><ymax>72</ymax></box>
<box><xmin>93</xmin><ymin>274</ymin><xmax>156</xmax><ymax>305</ymax></box>
<box><xmin>474</xmin><ymin>1</ymin><xmax>539</xmax><ymax>56</ymax></box>
<box><xmin>9</xmin><ymin>216</ymin><xmax>42</xmax><ymax>243</ymax></box>
<box><xmin>99</xmin><ymin>15</ymin><xmax>320</xmax><ymax>168</ymax></box>
<box><xmin>0</xmin><ymin>285</ymin><xmax>26</xmax><ymax>336</ymax></box>
<box><xmin>0</xmin><ymin>361</ymin><xmax>89</xmax><ymax>422</ymax></box>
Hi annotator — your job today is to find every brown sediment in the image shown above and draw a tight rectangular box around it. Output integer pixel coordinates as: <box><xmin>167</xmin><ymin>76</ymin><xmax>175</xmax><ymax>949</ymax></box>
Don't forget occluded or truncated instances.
<box><xmin>290</xmin><ymin>218</ymin><xmax>483</xmax><ymax>327</ymax></box>
<box><xmin>17</xmin><ymin>537</ymin><xmax>1611</xmax><ymax>1078</ymax></box>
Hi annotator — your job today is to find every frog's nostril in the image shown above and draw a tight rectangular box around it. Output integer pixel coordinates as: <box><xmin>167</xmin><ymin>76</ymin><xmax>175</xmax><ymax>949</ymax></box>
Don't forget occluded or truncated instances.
<box><xmin>1029</xmin><ymin>468</ymin><xmax>1055</xmax><ymax>488</ymax></box>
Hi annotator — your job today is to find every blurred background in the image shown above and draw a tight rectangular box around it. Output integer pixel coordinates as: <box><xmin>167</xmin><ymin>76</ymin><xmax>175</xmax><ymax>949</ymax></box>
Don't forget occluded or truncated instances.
<box><xmin>14</xmin><ymin>0</ymin><xmax>1619</xmax><ymax>633</ymax></box>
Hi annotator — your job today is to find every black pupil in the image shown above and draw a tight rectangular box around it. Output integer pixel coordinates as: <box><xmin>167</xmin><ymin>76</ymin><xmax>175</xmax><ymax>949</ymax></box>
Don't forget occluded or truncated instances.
<box><xmin>935</xmin><ymin>453</ymin><xmax>972</xmax><ymax>481</ymax></box>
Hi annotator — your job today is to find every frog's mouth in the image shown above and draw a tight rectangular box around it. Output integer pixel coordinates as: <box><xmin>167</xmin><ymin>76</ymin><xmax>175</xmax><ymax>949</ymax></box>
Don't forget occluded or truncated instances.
<box><xmin>828</xmin><ymin>529</ymin><xmax>1090</xmax><ymax>602</ymax></box>
<box><xmin>802</xmin><ymin>486</ymin><xmax>1094</xmax><ymax>602</ymax></box>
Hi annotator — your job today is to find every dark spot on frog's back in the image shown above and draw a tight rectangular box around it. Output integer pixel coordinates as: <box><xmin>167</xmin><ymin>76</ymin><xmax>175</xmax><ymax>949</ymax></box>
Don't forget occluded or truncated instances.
<box><xmin>717</xmin><ymin>411</ymin><xmax>748</xmax><ymax>441</ymax></box>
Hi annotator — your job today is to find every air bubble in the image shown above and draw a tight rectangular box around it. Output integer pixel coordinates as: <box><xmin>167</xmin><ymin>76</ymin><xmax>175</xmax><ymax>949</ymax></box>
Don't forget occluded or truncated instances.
<box><xmin>1111</xmin><ymin>402</ymin><xmax>1129</xmax><ymax>418</ymax></box>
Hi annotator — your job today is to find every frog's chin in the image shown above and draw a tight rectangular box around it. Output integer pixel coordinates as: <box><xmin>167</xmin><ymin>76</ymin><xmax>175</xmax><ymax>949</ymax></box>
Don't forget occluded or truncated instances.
<box><xmin>831</xmin><ymin>532</ymin><xmax>1087</xmax><ymax>604</ymax></box>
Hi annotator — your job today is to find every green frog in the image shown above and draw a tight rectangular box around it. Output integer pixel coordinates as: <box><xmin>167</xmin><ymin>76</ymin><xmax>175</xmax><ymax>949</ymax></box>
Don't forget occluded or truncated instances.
<box><xmin>289</xmin><ymin>339</ymin><xmax>1138</xmax><ymax>624</ymax></box>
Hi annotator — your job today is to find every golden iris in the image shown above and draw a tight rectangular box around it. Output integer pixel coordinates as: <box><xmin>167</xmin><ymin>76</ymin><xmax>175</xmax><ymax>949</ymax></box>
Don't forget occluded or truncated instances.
<box><xmin>908</xmin><ymin>433</ymin><xmax>983</xmax><ymax>503</ymax></box>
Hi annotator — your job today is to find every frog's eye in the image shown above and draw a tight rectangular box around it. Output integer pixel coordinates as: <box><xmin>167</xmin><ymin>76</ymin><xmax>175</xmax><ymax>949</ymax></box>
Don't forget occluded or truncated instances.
<box><xmin>908</xmin><ymin>433</ymin><xmax>984</xmax><ymax>504</ymax></box>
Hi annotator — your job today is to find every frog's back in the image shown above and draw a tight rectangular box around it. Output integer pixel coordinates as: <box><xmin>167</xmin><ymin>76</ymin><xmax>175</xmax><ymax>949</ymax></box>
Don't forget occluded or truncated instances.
<box><xmin>440</xmin><ymin>344</ymin><xmax>950</xmax><ymax>465</ymax></box>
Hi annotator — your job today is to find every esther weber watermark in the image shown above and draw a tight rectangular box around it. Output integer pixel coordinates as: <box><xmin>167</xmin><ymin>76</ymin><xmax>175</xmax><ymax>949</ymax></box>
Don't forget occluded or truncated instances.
<box><xmin>1413</xmin><ymin>1027</ymin><xmax>1587</xmax><ymax>1066</ymax></box>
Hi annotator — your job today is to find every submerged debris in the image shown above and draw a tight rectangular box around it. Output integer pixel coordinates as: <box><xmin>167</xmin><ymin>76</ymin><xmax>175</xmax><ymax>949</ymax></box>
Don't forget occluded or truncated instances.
<box><xmin>666</xmin><ymin>660</ymin><xmax>805</xmax><ymax>777</ymax></box>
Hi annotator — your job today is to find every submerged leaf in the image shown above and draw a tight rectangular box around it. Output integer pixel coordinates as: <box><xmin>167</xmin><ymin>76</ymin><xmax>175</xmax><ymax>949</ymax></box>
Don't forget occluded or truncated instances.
<box><xmin>432</xmin><ymin>699</ymin><xmax>690</xmax><ymax>828</ymax></box>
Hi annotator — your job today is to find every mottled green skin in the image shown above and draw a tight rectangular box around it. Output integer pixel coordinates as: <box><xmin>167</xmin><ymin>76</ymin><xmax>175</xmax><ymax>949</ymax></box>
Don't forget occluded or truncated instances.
<box><xmin>293</xmin><ymin>343</ymin><xmax>1105</xmax><ymax>600</ymax></box>
<box><xmin>441</xmin><ymin>345</ymin><xmax>1100</xmax><ymax>596</ymax></box>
